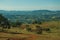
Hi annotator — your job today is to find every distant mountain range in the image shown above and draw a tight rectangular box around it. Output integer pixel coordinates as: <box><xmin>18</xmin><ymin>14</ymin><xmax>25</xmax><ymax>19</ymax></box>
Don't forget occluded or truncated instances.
<box><xmin>0</xmin><ymin>10</ymin><xmax>60</xmax><ymax>15</ymax></box>
<box><xmin>0</xmin><ymin>10</ymin><xmax>60</xmax><ymax>23</ymax></box>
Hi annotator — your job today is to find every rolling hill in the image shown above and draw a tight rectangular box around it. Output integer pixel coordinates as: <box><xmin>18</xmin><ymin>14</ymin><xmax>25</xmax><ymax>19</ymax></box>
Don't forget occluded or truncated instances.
<box><xmin>0</xmin><ymin>10</ymin><xmax>60</xmax><ymax>23</ymax></box>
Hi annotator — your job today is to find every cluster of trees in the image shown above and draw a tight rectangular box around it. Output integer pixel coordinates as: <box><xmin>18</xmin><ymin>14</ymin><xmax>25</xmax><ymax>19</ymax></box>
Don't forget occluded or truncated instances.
<box><xmin>0</xmin><ymin>14</ymin><xmax>22</xmax><ymax>30</ymax></box>
<box><xmin>11</xmin><ymin>21</ymin><xmax>22</xmax><ymax>27</ymax></box>
<box><xmin>25</xmin><ymin>25</ymin><xmax>51</xmax><ymax>34</ymax></box>
<box><xmin>0</xmin><ymin>14</ymin><xmax>11</xmax><ymax>31</ymax></box>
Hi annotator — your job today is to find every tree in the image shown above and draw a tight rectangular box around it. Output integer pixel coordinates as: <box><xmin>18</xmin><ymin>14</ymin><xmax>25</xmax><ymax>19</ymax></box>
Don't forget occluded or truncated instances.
<box><xmin>0</xmin><ymin>14</ymin><xmax>11</xmax><ymax>30</ymax></box>
<box><xmin>32</xmin><ymin>20</ymin><xmax>42</xmax><ymax>24</ymax></box>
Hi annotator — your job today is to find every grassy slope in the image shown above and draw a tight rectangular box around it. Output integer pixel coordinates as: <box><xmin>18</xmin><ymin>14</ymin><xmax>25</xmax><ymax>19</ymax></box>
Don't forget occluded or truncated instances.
<box><xmin>0</xmin><ymin>21</ymin><xmax>60</xmax><ymax>40</ymax></box>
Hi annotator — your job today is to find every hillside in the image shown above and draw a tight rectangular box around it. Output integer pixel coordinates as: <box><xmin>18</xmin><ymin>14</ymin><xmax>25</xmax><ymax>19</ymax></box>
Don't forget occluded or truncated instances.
<box><xmin>0</xmin><ymin>10</ymin><xmax>60</xmax><ymax>23</ymax></box>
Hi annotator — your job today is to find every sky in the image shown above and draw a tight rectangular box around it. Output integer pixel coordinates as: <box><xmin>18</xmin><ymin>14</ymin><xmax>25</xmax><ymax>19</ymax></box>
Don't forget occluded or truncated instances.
<box><xmin>0</xmin><ymin>0</ymin><xmax>60</xmax><ymax>11</ymax></box>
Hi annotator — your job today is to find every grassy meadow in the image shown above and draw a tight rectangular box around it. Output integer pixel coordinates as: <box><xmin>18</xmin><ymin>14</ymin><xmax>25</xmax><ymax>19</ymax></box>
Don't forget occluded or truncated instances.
<box><xmin>0</xmin><ymin>21</ymin><xmax>60</xmax><ymax>40</ymax></box>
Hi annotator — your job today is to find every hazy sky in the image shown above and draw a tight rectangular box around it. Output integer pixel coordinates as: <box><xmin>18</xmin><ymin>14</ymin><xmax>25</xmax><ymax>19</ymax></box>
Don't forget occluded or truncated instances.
<box><xmin>0</xmin><ymin>0</ymin><xmax>60</xmax><ymax>10</ymax></box>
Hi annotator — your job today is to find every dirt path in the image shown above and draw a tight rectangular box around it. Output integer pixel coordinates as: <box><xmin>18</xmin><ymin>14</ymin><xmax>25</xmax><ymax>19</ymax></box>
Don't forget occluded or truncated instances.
<box><xmin>0</xmin><ymin>32</ymin><xmax>60</xmax><ymax>40</ymax></box>
<box><xmin>0</xmin><ymin>32</ymin><xmax>38</xmax><ymax>40</ymax></box>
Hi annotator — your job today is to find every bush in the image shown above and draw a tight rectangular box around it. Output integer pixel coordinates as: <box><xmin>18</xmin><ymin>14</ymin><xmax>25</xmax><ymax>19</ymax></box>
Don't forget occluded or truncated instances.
<box><xmin>43</xmin><ymin>28</ymin><xmax>51</xmax><ymax>33</ymax></box>
<box><xmin>26</xmin><ymin>25</ymin><xmax>31</xmax><ymax>32</ymax></box>
<box><xmin>26</xmin><ymin>27</ymin><xmax>31</xmax><ymax>32</ymax></box>
<box><xmin>36</xmin><ymin>26</ymin><xmax>43</xmax><ymax>34</ymax></box>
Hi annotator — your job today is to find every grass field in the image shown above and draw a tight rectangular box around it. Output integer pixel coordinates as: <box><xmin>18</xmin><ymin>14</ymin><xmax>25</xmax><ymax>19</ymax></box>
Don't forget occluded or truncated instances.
<box><xmin>0</xmin><ymin>21</ymin><xmax>60</xmax><ymax>40</ymax></box>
